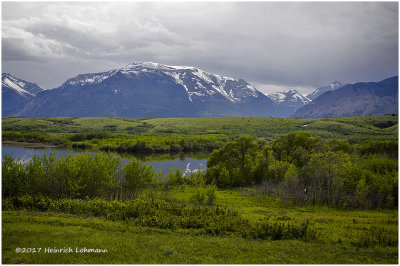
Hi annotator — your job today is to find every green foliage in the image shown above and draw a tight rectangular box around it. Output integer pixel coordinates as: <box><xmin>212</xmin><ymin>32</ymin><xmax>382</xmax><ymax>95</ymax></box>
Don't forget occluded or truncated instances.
<box><xmin>189</xmin><ymin>185</ymin><xmax>217</xmax><ymax>206</ymax></box>
<box><xmin>358</xmin><ymin>140</ymin><xmax>398</xmax><ymax>159</ymax></box>
<box><xmin>207</xmin><ymin>136</ymin><xmax>259</xmax><ymax>186</ymax></box>
<box><xmin>271</xmin><ymin>132</ymin><xmax>323</xmax><ymax>166</ymax></box>
<box><xmin>166</xmin><ymin>168</ymin><xmax>186</xmax><ymax>186</ymax></box>
<box><xmin>206</xmin><ymin>165</ymin><xmax>230</xmax><ymax>187</ymax></box>
<box><xmin>2</xmin><ymin>155</ymin><xmax>26</xmax><ymax>198</ymax></box>
<box><xmin>2</xmin><ymin>115</ymin><xmax>398</xmax><ymax>155</ymax></box>
<box><xmin>2</xmin><ymin>195</ymin><xmax>316</xmax><ymax>241</ymax></box>
<box><xmin>2</xmin><ymin>131</ymin><xmax>58</xmax><ymax>144</ymax></box>
<box><xmin>2</xmin><ymin>153</ymin><xmax>158</xmax><ymax>200</ymax></box>
<box><xmin>205</xmin><ymin>132</ymin><xmax>398</xmax><ymax>209</ymax></box>
<box><xmin>351</xmin><ymin>225</ymin><xmax>398</xmax><ymax>248</ymax></box>
<box><xmin>120</xmin><ymin>159</ymin><xmax>156</xmax><ymax>200</ymax></box>
<box><xmin>69</xmin><ymin>132</ymin><xmax>110</xmax><ymax>141</ymax></box>
<box><xmin>3</xmin><ymin>210</ymin><xmax>398</xmax><ymax>264</ymax></box>
<box><xmin>2</xmin><ymin>116</ymin><xmax>399</xmax><ymax>264</ymax></box>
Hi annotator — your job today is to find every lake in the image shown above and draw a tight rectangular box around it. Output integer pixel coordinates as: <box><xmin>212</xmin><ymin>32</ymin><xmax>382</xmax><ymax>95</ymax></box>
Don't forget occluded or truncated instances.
<box><xmin>2</xmin><ymin>146</ymin><xmax>208</xmax><ymax>175</ymax></box>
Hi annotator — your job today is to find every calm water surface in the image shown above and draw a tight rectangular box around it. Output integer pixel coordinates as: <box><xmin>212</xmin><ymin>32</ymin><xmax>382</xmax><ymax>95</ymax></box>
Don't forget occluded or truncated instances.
<box><xmin>2</xmin><ymin>146</ymin><xmax>208</xmax><ymax>174</ymax></box>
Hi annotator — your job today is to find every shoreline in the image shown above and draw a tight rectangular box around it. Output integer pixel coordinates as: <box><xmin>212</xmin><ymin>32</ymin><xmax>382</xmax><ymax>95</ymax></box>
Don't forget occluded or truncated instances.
<box><xmin>2</xmin><ymin>141</ymin><xmax>58</xmax><ymax>148</ymax></box>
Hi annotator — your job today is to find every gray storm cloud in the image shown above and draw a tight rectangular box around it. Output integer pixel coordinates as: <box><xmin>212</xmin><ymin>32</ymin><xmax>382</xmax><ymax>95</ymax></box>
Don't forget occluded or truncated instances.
<box><xmin>2</xmin><ymin>2</ymin><xmax>398</xmax><ymax>94</ymax></box>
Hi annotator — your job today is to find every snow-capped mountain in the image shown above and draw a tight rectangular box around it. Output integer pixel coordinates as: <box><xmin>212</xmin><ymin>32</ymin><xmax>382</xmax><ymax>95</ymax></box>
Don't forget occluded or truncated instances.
<box><xmin>268</xmin><ymin>89</ymin><xmax>311</xmax><ymax>105</ymax></box>
<box><xmin>61</xmin><ymin>62</ymin><xmax>260</xmax><ymax>104</ymax></box>
<box><xmin>2</xmin><ymin>73</ymin><xmax>43</xmax><ymax>116</ymax></box>
<box><xmin>307</xmin><ymin>81</ymin><xmax>343</xmax><ymax>101</ymax></box>
<box><xmin>19</xmin><ymin>62</ymin><xmax>277</xmax><ymax>118</ymax></box>
<box><xmin>267</xmin><ymin>89</ymin><xmax>311</xmax><ymax>117</ymax></box>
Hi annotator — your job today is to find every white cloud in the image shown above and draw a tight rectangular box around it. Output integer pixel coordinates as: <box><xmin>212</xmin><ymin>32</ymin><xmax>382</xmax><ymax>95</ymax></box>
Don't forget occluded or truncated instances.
<box><xmin>2</xmin><ymin>2</ymin><xmax>398</xmax><ymax>91</ymax></box>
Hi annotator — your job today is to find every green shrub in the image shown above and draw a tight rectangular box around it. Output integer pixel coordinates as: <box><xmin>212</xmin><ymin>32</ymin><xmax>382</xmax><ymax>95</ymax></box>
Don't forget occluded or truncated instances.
<box><xmin>2</xmin><ymin>195</ymin><xmax>316</xmax><ymax>242</ymax></box>
<box><xmin>189</xmin><ymin>185</ymin><xmax>216</xmax><ymax>206</ymax></box>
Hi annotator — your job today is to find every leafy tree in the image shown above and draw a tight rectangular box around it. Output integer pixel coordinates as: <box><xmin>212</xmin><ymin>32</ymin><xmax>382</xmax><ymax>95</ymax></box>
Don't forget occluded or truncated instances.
<box><xmin>2</xmin><ymin>155</ymin><xmax>26</xmax><ymax>197</ymax></box>
<box><xmin>120</xmin><ymin>159</ymin><xmax>155</xmax><ymax>200</ymax></box>
<box><xmin>207</xmin><ymin>136</ymin><xmax>258</xmax><ymax>186</ymax></box>
<box><xmin>271</xmin><ymin>132</ymin><xmax>323</xmax><ymax>167</ymax></box>
<box><xmin>358</xmin><ymin>140</ymin><xmax>398</xmax><ymax>159</ymax></box>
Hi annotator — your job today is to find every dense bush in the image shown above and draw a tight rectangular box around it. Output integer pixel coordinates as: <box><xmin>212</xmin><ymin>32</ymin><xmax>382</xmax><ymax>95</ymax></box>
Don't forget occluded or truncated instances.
<box><xmin>3</xmin><ymin>131</ymin><xmax>50</xmax><ymax>143</ymax></box>
<box><xmin>69</xmin><ymin>132</ymin><xmax>111</xmax><ymax>141</ymax></box>
<box><xmin>2</xmin><ymin>153</ymin><xmax>158</xmax><ymax>200</ymax></box>
<box><xmin>2</xmin><ymin>152</ymin><xmax>210</xmax><ymax>202</ymax></box>
<box><xmin>207</xmin><ymin>136</ymin><xmax>259</xmax><ymax>186</ymax></box>
<box><xmin>2</xmin><ymin>195</ymin><xmax>316</xmax><ymax>241</ymax></box>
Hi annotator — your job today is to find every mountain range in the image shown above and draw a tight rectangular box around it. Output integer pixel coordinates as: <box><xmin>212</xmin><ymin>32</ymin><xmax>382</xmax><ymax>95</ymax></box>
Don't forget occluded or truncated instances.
<box><xmin>2</xmin><ymin>62</ymin><xmax>398</xmax><ymax>118</ymax></box>
<box><xmin>293</xmin><ymin>76</ymin><xmax>398</xmax><ymax>118</ymax></box>
<box><xmin>17</xmin><ymin>62</ymin><xmax>278</xmax><ymax>118</ymax></box>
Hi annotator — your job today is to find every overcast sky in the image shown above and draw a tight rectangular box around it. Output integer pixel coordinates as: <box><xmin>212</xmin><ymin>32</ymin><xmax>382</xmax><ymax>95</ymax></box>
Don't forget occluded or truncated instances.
<box><xmin>2</xmin><ymin>1</ymin><xmax>398</xmax><ymax>95</ymax></box>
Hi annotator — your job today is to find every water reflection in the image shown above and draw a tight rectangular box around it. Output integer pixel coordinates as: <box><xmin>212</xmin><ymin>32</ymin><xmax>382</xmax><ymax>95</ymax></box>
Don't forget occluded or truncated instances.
<box><xmin>2</xmin><ymin>146</ymin><xmax>208</xmax><ymax>174</ymax></box>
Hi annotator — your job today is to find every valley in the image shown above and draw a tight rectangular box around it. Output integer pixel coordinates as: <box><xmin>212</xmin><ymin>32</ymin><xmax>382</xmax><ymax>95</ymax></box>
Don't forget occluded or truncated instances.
<box><xmin>2</xmin><ymin>2</ymin><xmax>398</xmax><ymax>264</ymax></box>
<box><xmin>3</xmin><ymin>115</ymin><xmax>398</xmax><ymax>154</ymax></box>
<box><xmin>2</xmin><ymin>115</ymin><xmax>398</xmax><ymax>264</ymax></box>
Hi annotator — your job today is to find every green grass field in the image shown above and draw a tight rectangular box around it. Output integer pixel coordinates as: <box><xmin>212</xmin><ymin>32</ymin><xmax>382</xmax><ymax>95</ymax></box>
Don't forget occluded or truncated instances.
<box><xmin>3</xmin><ymin>188</ymin><xmax>398</xmax><ymax>264</ymax></box>
<box><xmin>3</xmin><ymin>115</ymin><xmax>398</xmax><ymax>140</ymax></box>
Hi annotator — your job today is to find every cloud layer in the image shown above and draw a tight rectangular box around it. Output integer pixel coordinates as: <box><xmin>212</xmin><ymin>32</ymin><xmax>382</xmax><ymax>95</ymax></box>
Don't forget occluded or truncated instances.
<box><xmin>2</xmin><ymin>2</ymin><xmax>398</xmax><ymax>94</ymax></box>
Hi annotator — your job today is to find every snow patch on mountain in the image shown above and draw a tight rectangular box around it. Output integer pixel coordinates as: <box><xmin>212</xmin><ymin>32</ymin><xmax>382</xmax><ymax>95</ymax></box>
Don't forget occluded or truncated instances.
<box><xmin>3</xmin><ymin>77</ymin><xmax>33</xmax><ymax>97</ymax></box>
<box><xmin>66</xmin><ymin>70</ymin><xmax>118</xmax><ymax>86</ymax></box>
<box><xmin>65</xmin><ymin>62</ymin><xmax>260</xmax><ymax>104</ymax></box>
<box><xmin>307</xmin><ymin>81</ymin><xmax>343</xmax><ymax>101</ymax></box>
<box><xmin>119</xmin><ymin>62</ymin><xmax>258</xmax><ymax>103</ymax></box>
<box><xmin>268</xmin><ymin>89</ymin><xmax>311</xmax><ymax>105</ymax></box>
<box><xmin>2</xmin><ymin>73</ymin><xmax>43</xmax><ymax>98</ymax></box>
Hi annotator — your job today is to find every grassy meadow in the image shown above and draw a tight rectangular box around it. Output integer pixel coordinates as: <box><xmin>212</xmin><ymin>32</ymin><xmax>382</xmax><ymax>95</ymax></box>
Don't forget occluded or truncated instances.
<box><xmin>2</xmin><ymin>188</ymin><xmax>398</xmax><ymax>264</ymax></box>
<box><xmin>2</xmin><ymin>115</ymin><xmax>398</xmax><ymax>154</ymax></box>
<box><xmin>2</xmin><ymin>115</ymin><xmax>398</xmax><ymax>264</ymax></box>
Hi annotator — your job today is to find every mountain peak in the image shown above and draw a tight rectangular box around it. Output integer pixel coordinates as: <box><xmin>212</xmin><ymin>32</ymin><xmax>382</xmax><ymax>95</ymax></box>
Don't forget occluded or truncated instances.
<box><xmin>329</xmin><ymin>81</ymin><xmax>342</xmax><ymax>89</ymax></box>
<box><xmin>294</xmin><ymin>76</ymin><xmax>398</xmax><ymax>118</ymax></box>
<box><xmin>2</xmin><ymin>73</ymin><xmax>43</xmax><ymax>97</ymax></box>
<box><xmin>121</xmin><ymin>62</ymin><xmax>196</xmax><ymax>73</ymax></box>
<box><xmin>2</xmin><ymin>73</ymin><xmax>44</xmax><ymax>116</ymax></box>
<box><xmin>2</xmin><ymin>73</ymin><xmax>12</xmax><ymax>79</ymax></box>
<box><xmin>283</xmin><ymin>89</ymin><xmax>304</xmax><ymax>95</ymax></box>
<box><xmin>267</xmin><ymin>89</ymin><xmax>311</xmax><ymax>117</ymax></box>
<box><xmin>80</xmin><ymin>62</ymin><xmax>259</xmax><ymax>103</ymax></box>
<box><xmin>16</xmin><ymin>62</ymin><xmax>277</xmax><ymax>118</ymax></box>
<box><xmin>307</xmin><ymin>81</ymin><xmax>344</xmax><ymax>101</ymax></box>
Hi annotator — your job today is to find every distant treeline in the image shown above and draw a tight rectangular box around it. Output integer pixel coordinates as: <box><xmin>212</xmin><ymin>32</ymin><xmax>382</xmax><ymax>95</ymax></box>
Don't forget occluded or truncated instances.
<box><xmin>2</xmin><ymin>115</ymin><xmax>398</xmax><ymax>155</ymax></box>
<box><xmin>2</xmin><ymin>131</ymin><xmax>228</xmax><ymax>153</ymax></box>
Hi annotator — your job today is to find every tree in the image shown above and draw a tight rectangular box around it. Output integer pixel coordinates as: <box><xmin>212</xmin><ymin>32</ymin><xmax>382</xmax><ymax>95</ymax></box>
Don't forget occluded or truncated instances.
<box><xmin>271</xmin><ymin>132</ymin><xmax>323</xmax><ymax>166</ymax></box>
<box><xmin>207</xmin><ymin>136</ymin><xmax>258</xmax><ymax>186</ymax></box>
<box><xmin>2</xmin><ymin>155</ymin><xmax>26</xmax><ymax>197</ymax></box>
<box><xmin>120</xmin><ymin>159</ymin><xmax>155</xmax><ymax>200</ymax></box>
